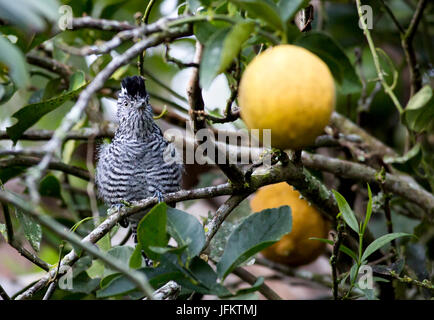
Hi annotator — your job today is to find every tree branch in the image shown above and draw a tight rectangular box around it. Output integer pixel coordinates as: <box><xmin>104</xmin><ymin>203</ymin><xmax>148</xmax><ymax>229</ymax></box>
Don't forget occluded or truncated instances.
<box><xmin>26</xmin><ymin>53</ymin><xmax>73</xmax><ymax>81</ymax></box>
<box><xmin>302</xmin><ymin>152</ymin><xmax>434</xmax><ymax>218</ymax></box>
<box><xmin>187</xmin><ymin>42</ymin><xmax>246</xmax><ymax>185</ymax></box>
<box><xmin>70</xmin><ymin>17</ymin><xmax>135</xmax><ymax>31</ymax></box>
<box><xmin>9</xmin><ymin>183</ymin><xmax>233</xmax><ymax>300</ymax></box>
<box><xmin>203</xmin><ymin>194</ymin><xmax>248</xmax><ymax>252</ymax></box>
<box><xmin>0</xmin><ymin>156</ymin><xmax>90</xmax><ymax>181</ymax></box>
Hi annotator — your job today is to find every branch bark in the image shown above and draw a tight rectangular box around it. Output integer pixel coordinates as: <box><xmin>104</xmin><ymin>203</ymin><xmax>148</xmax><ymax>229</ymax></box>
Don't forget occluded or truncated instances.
<box><xmin>302</xmin><ymin>152</ymin><xmax>434</xmax><ymax>218</ymax></box>
<box><xmin>0</xmin><ymin>156</ymin><xmax>90</xmax><ymax>181</ymax></box>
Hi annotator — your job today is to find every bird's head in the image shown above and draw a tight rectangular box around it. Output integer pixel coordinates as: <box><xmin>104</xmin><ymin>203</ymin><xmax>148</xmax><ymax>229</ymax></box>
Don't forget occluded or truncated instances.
<box><xmin>116</xmin><ymin>76</ymin><xmax>152</xmax><ymax>122</ymax></box>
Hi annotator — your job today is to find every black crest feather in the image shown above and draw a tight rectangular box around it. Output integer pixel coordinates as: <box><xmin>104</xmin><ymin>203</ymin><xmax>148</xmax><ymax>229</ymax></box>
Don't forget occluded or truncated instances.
<box><xmin>121</xmin><ymin>76</ymin><xmax>147</xmax><ymax>98</ymax></box>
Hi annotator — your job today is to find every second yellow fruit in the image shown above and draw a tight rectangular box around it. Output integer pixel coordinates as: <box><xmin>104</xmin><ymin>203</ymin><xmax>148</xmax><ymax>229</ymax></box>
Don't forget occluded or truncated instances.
<box><xmin>239</xmin><ymin>45</ymin><xmax>335</xmax><ymax>149</ymax></box>
<box><xmin>250</xmin><ymin>182</ymin><xmax>330</xmax><ymax>266</ymax></box>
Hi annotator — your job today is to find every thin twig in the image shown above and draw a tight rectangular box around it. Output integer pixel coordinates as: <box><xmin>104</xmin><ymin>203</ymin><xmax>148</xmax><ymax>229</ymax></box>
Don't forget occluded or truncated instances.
<box><xmin>356</xmin><ymin>0</ymin><xmax>404</xmax><ymax>113</ymax></box>
<box><xmin>0</xmin><ymin>157</ymin><xmax>90</xmax><ymax>181</ymax></box>
<box><xmin>232</xmin><ymin>267</ymin><xmax>282</xmax><ymax>300</ymax></box>
<box><xmin>379</xmin><ymin>0</ymin><xmax>428</xmax><ymax>97</ymax></box>
<box><xmin>379</xmin><ymin>0</ymin><xmax>405</xmax><ymax>34</ymax></box>
<box><xmin>389</xmin><ymin>271</ymin><xmax>434</xmax><ymax>291</ymax></box>
<box><xmin>203</xmin><ymin>194</ymin><xmax>248</xmax><ymax>253</ymax></box>
<box><xmin>331</xmin><ymin>219</ymin><xmax>345</xmax><ymax>300</ymax></box>
<box><xmin>117</xmin><ymin>227</ymin><xmax>132</xmax><ymax>246</ymax></box>
<box><xmin>0</xmin><ymin>285</ymin><xmax>10</xmax><ymax>300</ymax></box>
<box><xmin>42</xmin><ymin>281</ymin><xmax>57</xmax><ymax>300</ymax></box>
<box><xmin>26</xmin><ymin>53</ymin><xmax>73</xmax><ymax>82</ymax></box>
<box><xmin>143</xmin><ymin>0</ymin><xmax>157</xmax><ymax>25</ymax></box>
<box><xmin>401</xmin><ymin>0</ymin><xmax>428</xmax><ymax>96</ymax></box>
<box><xmin>164</xmin><ymin>43</ymin><xmax>199</xmax><ymax>69</ymax></box>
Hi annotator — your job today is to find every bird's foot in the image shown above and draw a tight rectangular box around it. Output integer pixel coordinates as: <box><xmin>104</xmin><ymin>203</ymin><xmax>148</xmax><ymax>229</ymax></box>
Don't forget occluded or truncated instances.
<box><xmin>109</xmin><ymin>203</ymin><xmax>129</xmax><ymax>228</ymax></box>
<box><xmin>153</xmin><ymin>190</ymin><xmax>164</xmax><ymax>203</ymax></box>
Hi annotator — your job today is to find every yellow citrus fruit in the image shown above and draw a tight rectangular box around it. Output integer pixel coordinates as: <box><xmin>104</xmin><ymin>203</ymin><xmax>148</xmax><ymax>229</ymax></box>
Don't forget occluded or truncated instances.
<box><xmin>239</xmin><ymin>45</ymin><xmax>335</xmax><ymax>149</ymax></box>
<box><xmin>250</xmin><ymin>182</ymin><xmax>330</xmax><ymax>266</ymax></box>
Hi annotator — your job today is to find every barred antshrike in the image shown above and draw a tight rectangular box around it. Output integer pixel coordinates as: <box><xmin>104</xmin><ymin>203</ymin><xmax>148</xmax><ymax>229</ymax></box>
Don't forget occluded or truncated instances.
<box><xmin>96</xmin><ymin>76</ymin><xmax>182</xmax><ymax>255</ymax></box>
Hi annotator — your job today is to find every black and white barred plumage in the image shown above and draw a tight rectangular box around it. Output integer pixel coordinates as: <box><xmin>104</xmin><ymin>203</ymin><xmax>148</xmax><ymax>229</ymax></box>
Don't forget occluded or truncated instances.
<box><xmin>95</xmin><ymin>76</ymin><xmax>182</xmax><ymax>243</ymax></box>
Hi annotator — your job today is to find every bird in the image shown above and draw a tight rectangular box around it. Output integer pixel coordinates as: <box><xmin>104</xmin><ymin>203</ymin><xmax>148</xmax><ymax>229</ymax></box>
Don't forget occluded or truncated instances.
<box><xmin>95</xmin><ymin>75</ymin><xmax>183</xmax><ymax>264</ymax></box>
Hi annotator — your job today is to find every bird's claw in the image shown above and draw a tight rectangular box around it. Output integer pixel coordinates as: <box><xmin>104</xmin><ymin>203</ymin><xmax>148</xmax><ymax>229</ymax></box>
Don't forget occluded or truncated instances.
<box><xmin>109</xmin><ymin>203</ymin><xmax>124</xmax><ymax>214</ymax></box>
<box><xmin>109</xmin><ymin>203</ymin><xmax>129</xmax><ymax>228</ymax></box>
<box><xmin>154</xmin><ymin>190</ymin><xmax>164</xmax><ymax>203</ymax></box>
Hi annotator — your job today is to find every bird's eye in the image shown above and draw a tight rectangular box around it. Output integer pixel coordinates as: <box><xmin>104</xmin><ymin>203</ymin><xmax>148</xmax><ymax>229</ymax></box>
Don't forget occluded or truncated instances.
<box><xmin>123</xmin><ymin>100</ymin><xmax>128</xmax><ymax>107</ymax></box>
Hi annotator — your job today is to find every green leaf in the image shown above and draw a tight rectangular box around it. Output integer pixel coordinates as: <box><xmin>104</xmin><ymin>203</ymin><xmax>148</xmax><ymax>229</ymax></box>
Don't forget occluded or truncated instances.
<box><xmin>0</xmin><ymin>166</ymin><xmax>26</xmax><ymax>183</ymax></box>
<box><xmin>229</xmin><ymin>0</ymin><xmax>283</xmax><ymax>31</ymax></box>
<box><xmin>384</xmin><ymin>143</ymin><xmax>422</xmax><ymax>173</ymax></box>
<box><xmin>403</xmin><ymin>85</ymin><xmax>434</xmax><ymax>133</ymax></box>
<box><xmin>177</xmin><ymin>257</ymin><xmax>231</xmax><ymax>297</ymax></box>
<box><xmin>294</xmin><ymin>32</ymin><xmax>362</xmax><ymax>94</ymax></box>
<box><xmin>361</xmin><ymin>233</ymin><xmax>413</xmax><ymax>262</ymax></box>
<box><xmin>42</xmin><ymin>77</ymin><xmax>62</xmax><ymax>100</ymax></box>
<box><xmin>129</xmin><ymin>243</ymin><xmax>144</xmax><ymax>269</ymax></box>
<box><xmin>193</xmin><ymin>21</ymin><xmax>222</xmax><ymax>44</ymax></box>
<box><xmin>6</xmin><ymin>80</ymin><xmax>87</xmax><ymax>143</ymax></box>
<box><xmin>67</xmin><ymin>272</ymin><xmax>100</xmax><ymax>294</ymax></box>
<box><xmin>136</xmin><ymin>203</ymin><xmax>169</xmax><ymax>261</ymax></box>
<box><xmin>309</xmin><ymin>237</ymin><xmax>358</xmax><ymax>261</ymax></box>
<box><xmin>209</xmin><ymin>200</ymin><xmax>252</xmax><ymax>261</ymax></box>
<box><xmin>332</xmin><ymin>190</ymin><xmax>359</xmax><ymax>233</ymax></box>
<box><xmin>200</xmin><ymin>22</ymin><xmax>254</xmax><ymax>89</ymax></box>
<box><xmin>87</xmin><ymin>259</ymin><xmax>105</xmax><ymax>279</ymax></box>
<box><xmin>278</xmin><ymin>0</ymin><xmax>310</xmax><ymax>23</ymax></box>
<box><xmin>97</xmin><ymin>264</ymin><xmax>183</xmax><ymax>298</ymax></box>
<box><xmin>166</xmin><ymin>206</ymin><xmax>206</xmax><ymax>261</ymax></box>
<box><xmin>349</xmin><ymin>263</ymin><xmax>359</xmax><ymax>284</ymax></box>
<box><xmin>148</xmin><ymin>244</ymin><xmax>188</xmax><ymax>256</ymax></box>
<box><xmin>217</xmin><ymin>206</ymin><xmax>292</xmax><ymax>279</ymax></box>
<box><xmin>361</xmin><ymin>183</ymin><xmax>373</xmax><ymax>235</ymax></box>
<box><xmin>68</xmin><ymin>71</ymin><xmax>86</xmax><ymax>91</ymax></box>
<box><xmin>15</xmin><ymin>208</ymin><xmax>42</xmax><ymax>251</ymax></box>
<box><xmin>0</xmin><ymin>35</ymin><xmax>29</xmax><ymax>88</ymax></box>
<box><xmin>0</xmin><ymin>0</ymin><xmax>59</xmax><ymax>32</ymax></box>
<box><xmin>104</xmin><ymin>246</ymin><xmax>135</xmax><ymax>277</ymax></box>
<box><xmin>0</xmin><ymin>81</ymin><xmax>16</xmax><ymax>104</ymax></box>
<box><xmin>219</xmin><ymin>22</ymin><xmax>254</xmax><ymax>76</ymax></box>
